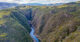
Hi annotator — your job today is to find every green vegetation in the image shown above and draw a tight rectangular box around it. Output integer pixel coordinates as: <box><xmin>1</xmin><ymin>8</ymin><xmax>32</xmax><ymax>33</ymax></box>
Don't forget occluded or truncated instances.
<box><xmin>0</xmin><ymin>1</ymin><xmax>80</xmax><ymax>42</ymax></box>
<box><xmin>0</xmin><ymin>8</ymin><xmax>33</xmax><ymax>42</ymax></box>
<box><xmin>0</xmin><ymin>33</ymin><xmax>8</xmax><ymax>37</ymax></box>
<box><xmin>10</xmin><ymin>11</ymin><xmax>31</xmax><ymax>32</ymax></box>
<box><xmin>29</xmin><ymin>1</ymin><xmax>80</xmax><ymax>42</ymax></box>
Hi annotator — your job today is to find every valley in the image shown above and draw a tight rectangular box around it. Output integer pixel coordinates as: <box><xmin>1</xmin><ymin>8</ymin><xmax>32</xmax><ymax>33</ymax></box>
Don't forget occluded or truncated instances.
<box><xmin>0</xmin><ymin>1</ymin><xmax>80</xmax><ymax>42</ymax></box>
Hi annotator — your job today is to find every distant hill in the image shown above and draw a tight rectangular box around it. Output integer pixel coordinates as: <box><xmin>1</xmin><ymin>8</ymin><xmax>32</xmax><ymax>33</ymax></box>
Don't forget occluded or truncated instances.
<box><xmin>0</xmin><ymin>2</ymin><xmax>19</xmax><ymax>9</ymax></box>
<box><xmin>0</xmin><ymin>2</ymin><xmax>64</xmax><ymax>9</ymax></box>
<box><xmin>23</xmin><ymin>3</ymin><xmax>64</xmax><ymax>6</ymax></box>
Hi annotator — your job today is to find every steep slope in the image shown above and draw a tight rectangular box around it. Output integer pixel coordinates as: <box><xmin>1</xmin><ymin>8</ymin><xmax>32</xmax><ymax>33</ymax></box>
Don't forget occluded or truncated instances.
<box><xmin>29</xmin><ymin>2</ymin><xmax>80</xmax><ymax>42</ymax></box>
<box><xmin>0</xmin><ymin>8</ymin><xmax>33</xmax><ymax>42</ymax></box>
<box><xmin>15</xmin><ymin>2</ymin><xmax>80</xmax><ymax>42</ymax></box>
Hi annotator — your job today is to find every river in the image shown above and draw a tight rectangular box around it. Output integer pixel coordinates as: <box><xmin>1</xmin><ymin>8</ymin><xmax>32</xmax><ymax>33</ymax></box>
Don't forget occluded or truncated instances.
<box><xmin>30</xmin><ymin>27</ymin><xmax>39</xmax><ymax>42</ymax></box>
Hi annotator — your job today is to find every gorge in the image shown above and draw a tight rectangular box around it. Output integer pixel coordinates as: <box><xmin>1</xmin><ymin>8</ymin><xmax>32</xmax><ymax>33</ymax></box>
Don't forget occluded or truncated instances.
<box><xmin>24</xmin><ymin>2</ymin><xmax>80</xmax><ymax>42</ymax></box>
<box><xmin>0</xmin><ymin>1</ymin><xmax>80</xmax><ymax>42</ymax></box>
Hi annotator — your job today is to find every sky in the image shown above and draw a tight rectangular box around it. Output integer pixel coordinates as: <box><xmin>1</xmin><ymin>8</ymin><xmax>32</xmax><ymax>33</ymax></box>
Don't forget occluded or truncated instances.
<box><xmin>0</xmin><ymin>0</ymin><xmax>80</xmax><ymax>4</ymax></box>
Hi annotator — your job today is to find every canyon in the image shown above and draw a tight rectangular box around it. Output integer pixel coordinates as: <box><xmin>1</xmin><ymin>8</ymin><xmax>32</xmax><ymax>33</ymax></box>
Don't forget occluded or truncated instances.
<box><xmin>0</xmin><ymin>1</ymin><xmax>80</xmax><ymax>42</ymax></box>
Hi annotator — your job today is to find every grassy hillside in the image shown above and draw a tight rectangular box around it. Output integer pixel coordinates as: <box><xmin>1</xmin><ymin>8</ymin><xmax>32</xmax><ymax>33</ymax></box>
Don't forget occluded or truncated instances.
<box><xmin>0</xmin><ymin>8</ymin><xmax>33</xmax><ymax>42</ymax></box>
<box><xmin>28</xmin><ymin>1</ymin><xmax>80</xmax><ymax>42</ymax></box>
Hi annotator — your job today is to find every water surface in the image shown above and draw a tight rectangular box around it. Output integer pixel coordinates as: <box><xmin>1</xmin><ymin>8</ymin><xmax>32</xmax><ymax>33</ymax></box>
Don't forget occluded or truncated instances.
<box><xmin>30</xmin><ymin>27</ymin><xmax>39</xmax><ymax>42</ymax></box>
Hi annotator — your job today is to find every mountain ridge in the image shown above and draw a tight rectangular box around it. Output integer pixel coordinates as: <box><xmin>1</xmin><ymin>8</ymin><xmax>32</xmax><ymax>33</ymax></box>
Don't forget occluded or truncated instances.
<box><xmin>0</xmin><ymin>2</ymin><xmax>19</xmax><ymax>9</ymax></box>
<box><xmin>0</xmin><ymin>2</ymin><xmax>64</xmax><ymax>10</ymax></box>
<box><xmin>23</xmin><ymin>3</ymin><xmax>64</xmax><ymax>6</ymax></box>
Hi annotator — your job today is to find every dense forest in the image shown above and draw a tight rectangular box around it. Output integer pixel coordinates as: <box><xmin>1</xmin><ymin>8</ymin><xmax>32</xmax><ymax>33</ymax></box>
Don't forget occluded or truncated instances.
<box><xmin>0</xmin><ymin>1</ymin><xmax>80</xmax><ymax>42</ymax></box>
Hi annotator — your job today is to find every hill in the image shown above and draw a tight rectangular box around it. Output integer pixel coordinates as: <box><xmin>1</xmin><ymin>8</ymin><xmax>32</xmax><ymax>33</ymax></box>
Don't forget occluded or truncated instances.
<box><xmin>30</xmin><ymin>1</ymin><xmax>80</xmax><ymax>42</ymax></box>
<box><xmin>0</xmin><ymin>8</ymin><xmax>33</xmax><ymax>42</ymax></box>
<box><xmin>0</xmin><ymin>2</ymin><xmax>19</xmax><ymax>9</ymax></box>
<box><xmin>20</xmin><ymin>1</ymin><xmax>80</xmax><ymax>42</ymax></box>
<box><xmin>23</xmin><ymin>3</ymin><xmax>64</xmax><ymax>6</ymax></box>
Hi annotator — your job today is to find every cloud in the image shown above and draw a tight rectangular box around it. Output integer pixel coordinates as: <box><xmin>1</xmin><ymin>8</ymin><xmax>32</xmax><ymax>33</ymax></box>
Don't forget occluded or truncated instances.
<box><xmin>0</xmin><ymin>0</ymin><xmax>80</xmax><ymax>4</ymax></box>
